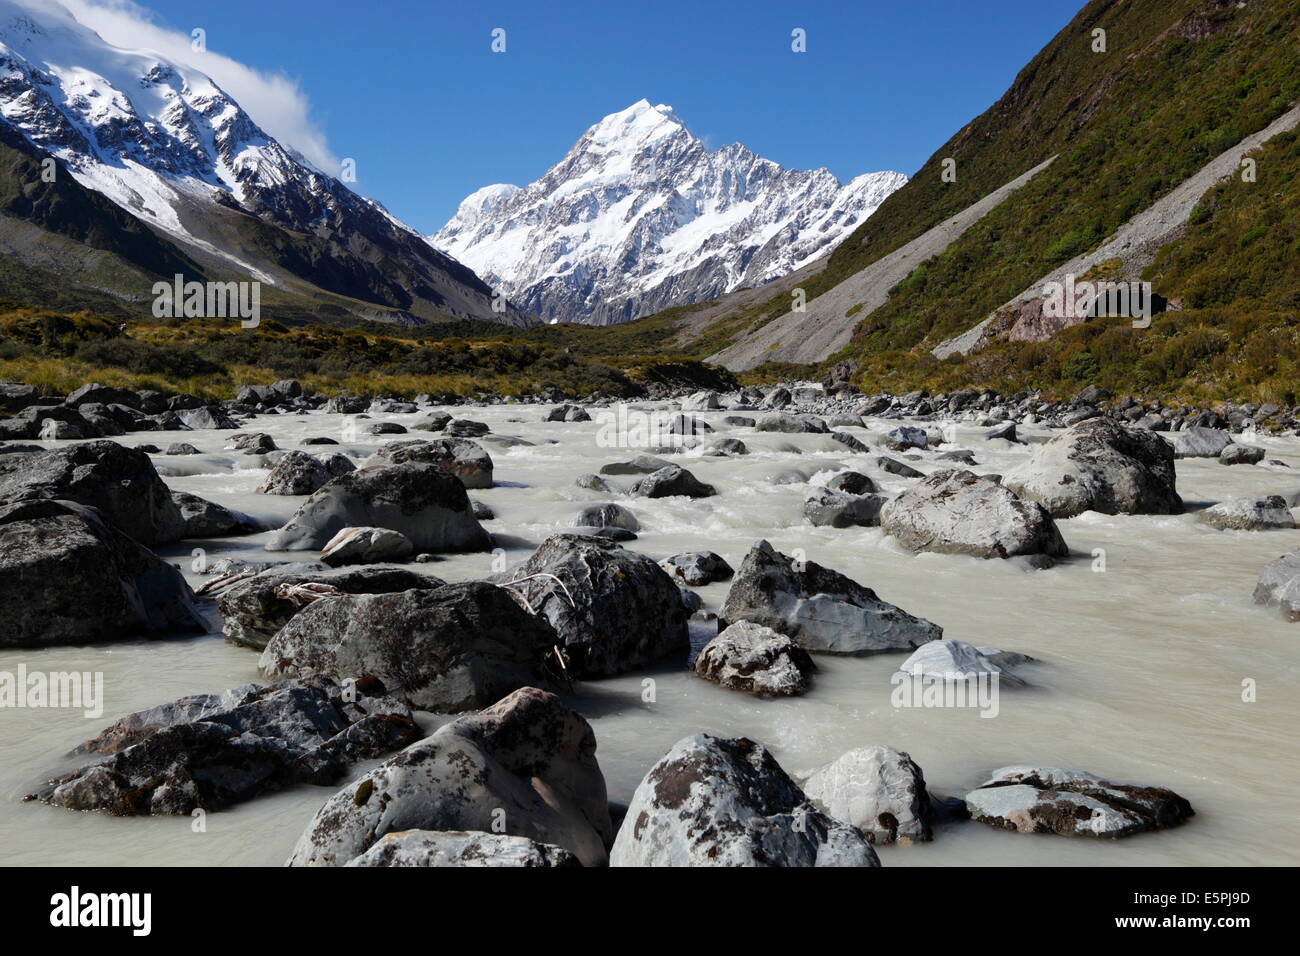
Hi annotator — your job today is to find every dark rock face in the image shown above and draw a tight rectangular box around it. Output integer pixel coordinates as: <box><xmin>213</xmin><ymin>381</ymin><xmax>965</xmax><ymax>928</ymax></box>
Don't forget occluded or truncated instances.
<box><xmin>1002</xmin><ymin>418</ymin><xmax>1183</xmax><ymax>518</ymax></box>
<box><xmin>881</xmin><ymin>469</ymin><xmax>1069</xmax><ymax>564</ymax></box>
<box><xmin>345</xmin><ymin>830</ymin><xmax>582</xmax><ymax>867</ymax></box>
<box><xmin>572</xmin><ymin>502</ymin><xmax>640</xmax><ymax>532</ymax></box>
<box><xmin>260</xmin><ymin>582</ymin><xmax>558</xmax><ymax>712</ymax></box>
<box><xmin>609</xmin><ymin>734</ymin><xmax>880</xmax><ymax>867</ymax></box>
<box><xmin>446</xmin><ymin>419</ymin><xmax>490</xmax><ymax>438</ymax></box>
<box><xmin>258</xmin><ymin>450</ymin><xmax>353</xmax><ymax>496</ymax></box>
<box><xmin>507</xmin><ymin>533</ymin><xmax>689</xmax><ymax>678</ymax></box>
<box><xmin>172</xmin><ymin>491</ymin><xmax>262</xmax><ymax>538</ymax></box>
<box><xmin>218</xmin><ymin>565</ymin><xmax>443</xmax><ymax>650</ymax></box>
<box><xmin>0</xmin><ymin>499</ymin><xmax>205</xmax><ymax>648</ymax></box>
<box><xmin>288</xmin><ymin>687</ymin><xmax>613</xmax><ymax>866</ymax></box>
<box><xmin>369</xmin><ymin>438</ymin><xmax>493</xmax><ymax>489</ymax></box>
<box><xmin>719</xmin><ymin>539</ymin><xmax>942</xmax><ymax>654</ymax></box>
<box><xmin>826</xmin><ymin>471</ymin><xmax>876</xmax><ymax>495</ymax></box>
<box><xmin>964</xmin><ymin>766</ymin><xmax>1194</xmax><ymax>838</ymax></box>
<box><xmin>264</xmin><ymin>463</ymin><xmax>491</xmax><ymax>553</ymax></box>
<box><xmin>0</xmin><ymin>440</ymin><xmax>184</xmax><ymax>545</ymax></box>
<box><xmin>630</xmin><ymin>464</ymin><xmax>716</xmax><ymax>499</ymax></box>
<box><xmin>659</xmin><ymin>550</ymin><xmax>734</xmax><ymax>586</ymax></box>
<box><xmin>599</xmin><ymin>454</ymin><xmax>672</xmax><ymax>476</ymax></box>
<box><xmin>545</xmin><ymin>404</ymin><xmax>592</xmax><ymax>422</ymax></box>
<box><xmin>876</xmin><ymin>456</ymin><xmax>923</xmax><ymax>478</ymax></box>
<box><xmin>31</xmin><ymin>677</ymin><xmax>419</xmax><ymax>815</ymax></box>
<box><xmin>692</xmin><ymin>621</ymin><xmax>815</xmax><ymax>697</ymax></box>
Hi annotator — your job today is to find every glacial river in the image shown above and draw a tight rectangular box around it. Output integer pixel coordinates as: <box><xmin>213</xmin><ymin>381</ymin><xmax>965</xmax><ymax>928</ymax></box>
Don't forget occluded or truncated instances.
<box><xmin>2</xmin><ymin>403</ymin><xmax>1297</xmax><ymax>866</ymax></box>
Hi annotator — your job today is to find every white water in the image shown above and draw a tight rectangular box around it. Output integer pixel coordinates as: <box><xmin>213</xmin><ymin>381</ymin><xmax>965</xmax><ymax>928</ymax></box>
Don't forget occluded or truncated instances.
<box><xmin>3</xmin><ymin>406</ymin><xmax>1298</xmax><ymax>866</ymax></box>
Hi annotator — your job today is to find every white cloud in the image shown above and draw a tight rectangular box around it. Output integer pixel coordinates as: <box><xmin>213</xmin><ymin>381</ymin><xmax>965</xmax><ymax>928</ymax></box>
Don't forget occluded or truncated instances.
<box><xmin>52</xmin><ymin>0</ymin><xmax>339</xmax><ymax>172</ymax></box>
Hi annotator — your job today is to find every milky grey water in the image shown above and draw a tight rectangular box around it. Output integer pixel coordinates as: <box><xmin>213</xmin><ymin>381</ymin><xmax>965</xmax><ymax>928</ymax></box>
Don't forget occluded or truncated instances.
<box><xmin>2</xmin><ymin>403</ymin><xmax>1298</xmax><ymax>866</ymax></box>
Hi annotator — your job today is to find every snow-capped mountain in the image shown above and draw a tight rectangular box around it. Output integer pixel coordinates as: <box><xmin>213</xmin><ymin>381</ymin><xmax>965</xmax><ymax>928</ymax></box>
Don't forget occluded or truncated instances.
<box><xmin>433</xmin><ymin>100</ymin><xmax>907</xmax><ymax>325</ymax></box>
<box><xmin>0</xmin><ymin>0</ymin><xmax>529</xmax><ymax>326</ymax></box>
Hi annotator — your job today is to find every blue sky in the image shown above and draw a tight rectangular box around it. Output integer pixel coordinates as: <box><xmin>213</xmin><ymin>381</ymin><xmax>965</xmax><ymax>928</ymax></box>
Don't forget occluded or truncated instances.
<box><xmin>133</xmin><ymin>0</ymin><xmax>1084</xmax><ymax>233</ymax></box>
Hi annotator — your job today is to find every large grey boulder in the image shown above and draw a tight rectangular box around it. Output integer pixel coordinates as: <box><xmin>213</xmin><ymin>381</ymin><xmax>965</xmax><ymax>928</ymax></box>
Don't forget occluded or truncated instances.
<box><xmin>630</xmin><ymin>464</ymin><xmax>716</xmax><ymax>499</ymax></box>
<box><xmin>609</xmin><ymin>734</ymin><xmax>880</xmax><ymax>867</ymax></box>
<box><xmin>505</xmin><ymin>533</ymin><xmax>688</xmax><ymax>678</ymax></box>
<box><xmin>0</xmin><ymin>499</ymin><xmax>205</xmax><ymax>648</ymax></box>
<box><xmin>0</xmin><ymin>440</ymin><xmax>185</xmax><ymax>545</ymax></box>
<box><xmin>572</xmin><ymin>502</ymin><xmax>640</xmax><ymax>532</ymax></box>
<box><xmin>1253</xmin><ymin>549</ymin><xmax>1300</xmax><ymax>621</ymax></box>
<box><xmin>796</xmin><ymin>745</ymin><xmax>934</xmax><ymax>845</ymax></box>
<box><xmin>264</xmin><ymin>463</ymin><xmax>491</xmax><ymax>553</ymax></box>
<box><xmin>1197</xmin><ymin>496</ymin><xmax>1296</xmax><ymax>531</ymax></box>
<box><xmin>346</xmin><ymin>830</ymin><xmax>581</xmax><ymax>867</ymax></box>
<box><xmin>177</xmin><ymin>406</ymin><xmax>237</xmax><ymax>430</ymax></box>
<box><xmin>1001</xmin><ymin>419</ymin><xmax>1182</xmax><ymax>518</ymax></box>
<box><xmin>260</xmin><ymin>582</ymin><xmax>556</xmax><ymax>712</ymax></box>
<box><xmin>218</xmin><ymin>565</ymin><xmax>442</xmax><ymax>650</ymax></box>
<box><xmin>1220</xmin><ymin>444</ymin><xmax>1265</xmax><ymax>465</ymax></box>
<box><xmin>1167</xmin><ymin>426</ymin><xmax>1232</xmax><ymax>458</ymax></box>
<box><xmin>718</xmin><ymin>540</ymin><xmax>942</xmax><ymax>655</ymax></box>
<box><xmin>881</xmin><ymin>469</ymin><xmax>1068</xmax><ymax>565</ymax></box>
<box><xmin>287</xmin><ymin>687</ymin><xmax>613</xmax><ymax>866</ymax></box>
<box><xmin>692</xmin><ymin>621</ymin><xmax>815</xmax><ymax>697</ymax></box>
<box><xmin>368</xmin><ymin>438</ymin><xmax>493</xmax><ymax>489</ymax></box>
<box><xmin>964</xmin><ymin>766</ymin><xmax>1194</xmax><ymax>838</ymax></box>
<box><xmin>31</xmin><ymin>677</ymin><xmax>418</xmax><ymax>814</ymax></box>
<box><xmin>895</xmin><ymin>639</ymin><xmax>1027</xmax><ymax>688</ymax></box>
<box><xmin>681</xmin><ymin>390</ymin><xmax>721</xmax><ymax>412</ymax></box>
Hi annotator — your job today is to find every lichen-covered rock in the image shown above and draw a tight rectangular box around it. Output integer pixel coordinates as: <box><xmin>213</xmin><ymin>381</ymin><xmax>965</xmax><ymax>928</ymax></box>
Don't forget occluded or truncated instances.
<box><xmin>1197</xmin><ymin>496</ymin><xmax>1296</xmax><ymax>531</ymax></box>
<box><xmin>1001</xmin><ymin>419</ymin><xmax>1183</xmax><ymax>518</ymax></box>
<box><xmin>345</xmin><ymin>830</ymin><xmax>582</xmax><ymax>867</ymax></box>
<box><xmin>719</xmin><ymin>539</ymin><xmax>942</xmax><ymax>655</ymax></box>
<box><xmin>0</xmin><ymin>440</ymin><xmax>185</xmax><ymax>545</ymax></box>
<box><xmin>506</xmin><ymin>533</ymin><xmax>688</xmax><ymax>678</ymax></box>
<box><xmin>692</xmin><ymin>621</ymin><xmax>815</xmax><ymax>697</ymax></box>
<box><xmin>0</xmin><ymin>499</ymin><xmax>205</xmax><ymax>648</ymax></box>
<box><xmin>368</xmin><ymin>438</ymin><xmax>493</xmax><ymax>489</ymax></box>
<box><xmin>31</xmin><ymin>677</ymin><xmax>419</xmax><ymax>814</ymax></box>
<box><xmin>265</xmin><ymin>463</ymin><xmax>491</xmax><ymax>553</ymax></box>
<box><xmin>882</xmin><ymin>469</ymin><xmax>1068</xmax><ymax>565</ymax></box>
<box><xmin>218</xmin><ymin>565</ymin><xmax>442</xmax><ymax>650</ymax></box>
<box><xmin>610</xmin><ymin>734</ymin><xmax>880</xmax><ymax>867</ymax></box>
<box><xmin>260</xmin><ymin>582</ymin><xmax>556</xmax><ymax>711</ymax></box>
<box><xmin>796</xmin><ymin>745</ymin><xmax>934</xmax><ymax>845</ymax></box>
<box><xmin>287</xmin><ymin>687</ymin><xmax>612</xmax><ymax>866</ymax></box>
<box><xmin>964</xmin><ymin>766</ymin><xmax>1194</xmax><ymax>838</ymax></box>
<box><xmin>257</xmin><ymin>450</ymin><xmax>353</xmax><ymax>496</ymax></box>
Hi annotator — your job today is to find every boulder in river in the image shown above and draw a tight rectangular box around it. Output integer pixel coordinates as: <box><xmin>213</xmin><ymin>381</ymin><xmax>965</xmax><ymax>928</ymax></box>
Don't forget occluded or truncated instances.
<box><xmin>258</xmin><ymin>450</ymin><xmax>354</xmax><ymax>495</ymax></box>
<box><xmin>505</xmin><ymin>533</ymin><xmax>688</xmax><ymax>678</ymax></box>
<box><xmin>0</xmin><ymin>440</ymin><xmax>185</xmax><ymax>545</ymax></box>
<box><xmin>609</xmin><ymin>734</ymin><xmax>880</xmax><ymax>867</ymax></box>
<box><xmin>218</xmin><ymin>565</ymin><xmax>442</xmax><ymax>650</ymax></box>
<box><xmin>718</xmin><ymin>539</ymin><xmax>942</xmax><ymax>654</ymax></box>
<box><xmin>0</xmin><ymin>499</ymin><xmax>205</xmax><ymax>648</ymax></box>
<box><xmin>1252</xmin><ymin>549</ymin><xmax>1300</xmax><ymax>621</ymax></box>
<box><xmin>1220</xmin><ymin>444</ymin><xmax>1265</xmax><ymax>466</ymax></box>
<box><xmin>964</xmin><ymin>766</ymin><xmax>1194</xmax><ymax>838</ymax></box>
<box><xmin>630</xmin><ymin>464</ymin><xmax>716</xmax><ymax>499</ymax></box>
<box><xmin>804</xmin><ymin>488</ymin><xmax>886</xmax><ymax>528</ymax></box>
<box><xmin>287</xmin><ymin>686</ymin><xmax>612</xmax><ymax>866</ymax></box>
<box><xmin>369</xmin><ymin>438</ymin><xmax>493</xmax><ymax>489</ymax></box>
<box><xmin>659</xmin><ymin>550</ymin><xmax>733</xmax><ymax>586</ymax></box>
<box><xmin>796</xmin><ymin>745</ymin><xmax>934</xmax><ymax>845</ymax></box>
<box><xmin>261</xmin><ymin>581</ymin><xmax>556</xmax><ymax>712</ymax></box>
<box><xmin>320</xmin><ymin>526</ymin><xmax>416</xmax><ymax>565</ymax></box>
<box><xmin>172</xmin><ymin>490</ymin><xmax>263</xmax><ymax>538</ymax></box>
<box><xmin>572</xmin><ymin>502</ymin><xmax>640</xmax><ymax>533</ymax></box>
<box><xmin>31</xmin><ymin>677</ymin><xmax>419</xmax><ymax>814</ymax></box>
<box><xmin>1001</xmin><ymin>418</ymin><xmax>1183</xmax><ymax>518</ymax></box>
<box><xmin>894</xmin><ymin>639</ymin><xmax>1027</xmax><ymax>688</ymax></box>
<box><xmin>1197</xmin><ymin>496</ymin><xmax>1296</xmax><ymax>531</ymax></box>
<box><xmin>881</xmin><ymin>469</ymin><xmax>1068</xmax><ymax>566</ymax></box>
<box><xmin>692</xmin><ymin>621</ymin><xmax>815</xmax><ymax>697</ymax></box>
<box><xmin>1167</xmin><ymin>426</ymin><xmax>1232</xmax><ymax>459</ymax></box>
<box><xmin>264</xmin><ymin>463</ymin><xmax>491</xmax><ymax>553</ymax></box>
